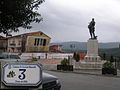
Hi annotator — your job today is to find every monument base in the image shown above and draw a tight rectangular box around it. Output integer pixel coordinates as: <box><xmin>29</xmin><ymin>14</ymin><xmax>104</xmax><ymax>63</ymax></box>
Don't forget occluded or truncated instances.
<box><xmin>84</xmin><ymin>55</ymin><xmax>101</xmax><ymax>62</ymax></box>
<box><xmin>80</xmin><ymin>38</ymin><xmax>103</xmax><ymax>69</ymax></box>
<box><xmin>80</xmin><ymin>61</ymin><xmax>103</xmax><ymax>69</ymax></box>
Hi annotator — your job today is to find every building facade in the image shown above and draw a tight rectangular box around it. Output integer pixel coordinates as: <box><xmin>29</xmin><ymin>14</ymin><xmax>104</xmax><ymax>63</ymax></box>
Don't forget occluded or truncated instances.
<box><xmin>0</xmin><ymin>36</ymin><xmax>7</xmax><ymax>52</ymax></box>
<box><xmin>49</xmin><ymin>45</ymin><xmax>62</xmax><ymax>53</ymax></box>
<box><xmin>7</xmin><ymin>31</ymin><xmax>51</xmax><ymax>53</ymax></box>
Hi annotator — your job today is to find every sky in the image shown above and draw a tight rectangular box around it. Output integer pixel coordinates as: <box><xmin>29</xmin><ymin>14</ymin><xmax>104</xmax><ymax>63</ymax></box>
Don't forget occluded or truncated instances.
<box><xmin>14</xmin><ymin>0</ymin><xmax>120</xmax><ymax>42</ymax></box>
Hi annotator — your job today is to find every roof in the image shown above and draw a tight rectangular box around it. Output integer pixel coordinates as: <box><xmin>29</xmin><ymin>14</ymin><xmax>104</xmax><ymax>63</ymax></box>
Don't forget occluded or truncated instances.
<box><xmin>0</xmin><ymin>35</ymin><xmax>7</xmax><ymax>40</ymax></box>
<box><xmin>50</xmin><ymin>45</ymin><xmax>62</xmax><ymax>47</ymax></box>
<box><xmin>7</xmin><ymin>31</ymin><xmax>51</xmax><ymax>39</ymax></box>
<box><xmin>0</xmin><ymin>35</ymin><xmax>5</xmax><ymax>39</ymax></box>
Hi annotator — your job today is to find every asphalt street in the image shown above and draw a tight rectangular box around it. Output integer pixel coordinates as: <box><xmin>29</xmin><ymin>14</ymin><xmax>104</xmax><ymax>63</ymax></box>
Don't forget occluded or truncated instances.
<box><xmin>44</xmin><ymin>70</ymin><xmax>120</xmax><ymax>90</ymax></box>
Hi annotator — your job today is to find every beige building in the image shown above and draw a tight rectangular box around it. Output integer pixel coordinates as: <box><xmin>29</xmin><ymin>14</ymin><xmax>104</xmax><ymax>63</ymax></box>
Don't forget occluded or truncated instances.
<box><xmin>7</xmin><ymin>31</ymin><xmax>51</xmax><ymax>53</ymax></box>
<box><xmin>0</xmin><ymin>36</ymin><xmax>7</xmax><ymax>52</ymax></box>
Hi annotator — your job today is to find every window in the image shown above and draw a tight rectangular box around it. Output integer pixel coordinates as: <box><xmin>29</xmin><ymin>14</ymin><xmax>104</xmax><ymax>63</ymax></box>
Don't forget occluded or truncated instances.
<box><xmin>40</xmin><ymin>39</ymin><xmax>43</xmax><ymax>46</ymax></box>
<box><xmin>43</xmin><ymin>39</ymin><xmax>46</xmax><ymax>46</ymax></box>
<box><xmin>34</xmin><ymin>38</ymin><xmax>37</xmax><ymax>46</ymax></box>
<box><xmin>37</xmin><ymin>38</ymin><xmax>39</xmax><ymax>46</ymax></box>
<box><xmin>34</xmin><ymin>38</ymin><xmax>46</xmax><ymax>46</ymax></box>
<box><xmin>18</xmin><ymin>40</ymin><xmax>21</xmax><ymax>45</ymax></box>
<box><xmin>34</xmin><ymin>38</ymin><xmax>39</xmax><ymax>46</ymax></box>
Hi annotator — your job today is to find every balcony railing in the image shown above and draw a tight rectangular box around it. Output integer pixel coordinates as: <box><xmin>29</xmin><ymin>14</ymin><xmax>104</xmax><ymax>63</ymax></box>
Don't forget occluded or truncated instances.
<box><xmin>9</xmin><ymin>43</ymin><xmax>16</xmax><ymax>46</ymax></box>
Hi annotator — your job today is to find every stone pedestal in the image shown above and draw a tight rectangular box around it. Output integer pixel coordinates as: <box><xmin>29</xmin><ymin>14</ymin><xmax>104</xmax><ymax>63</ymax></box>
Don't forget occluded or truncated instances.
<box><xmin>80</xmin><ymin>39</ymin><xmax>102</xmax><ymax>69</ymax></box>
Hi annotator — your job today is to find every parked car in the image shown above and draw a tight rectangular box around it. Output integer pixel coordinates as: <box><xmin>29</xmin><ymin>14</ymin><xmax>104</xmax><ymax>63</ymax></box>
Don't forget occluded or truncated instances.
<box><xmin>0</xmin><ymin>53</ymin><xmax>61</xmax><ymax>90</ymax></box>
<box><xmin>42</xmin><ymin>72</ymin><xmax>61</xmax><ymax>90</ymax></box>
<box><xmin>0</xmin><ymin>53</ymin><xmax>21</xmax><ymax>61</ymax></box>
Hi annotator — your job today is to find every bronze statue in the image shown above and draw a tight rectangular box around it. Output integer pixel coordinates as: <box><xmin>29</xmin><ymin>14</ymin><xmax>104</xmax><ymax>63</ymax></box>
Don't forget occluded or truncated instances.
<box><xmin>88</xmin><ymin>18</ymin><xmax>97</xmax><ymax>39</ymax></box>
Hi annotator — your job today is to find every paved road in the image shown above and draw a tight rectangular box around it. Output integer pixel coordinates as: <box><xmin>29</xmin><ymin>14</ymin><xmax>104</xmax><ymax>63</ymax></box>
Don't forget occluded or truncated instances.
<box><xmin>44</xmin><ymin>70</ymin><xmax>120</xmax><ymax>90</ymax></box>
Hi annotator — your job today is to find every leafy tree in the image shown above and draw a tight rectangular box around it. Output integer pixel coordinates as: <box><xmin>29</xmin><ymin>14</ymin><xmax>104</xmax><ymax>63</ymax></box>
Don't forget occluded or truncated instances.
<box><xmin>0</xmin><ymin>0</ymin><xmax>44</xmax><ymax>35</ymax></box>
<box><xmin>73</xmin><ymin>52</ymin><xmax>76</xmax><ymax>60</ymax></box>
<box><xmin>103</xmin><ymin>53</ymin><xmax>106</xmax><ymax>60</ymax></box>
<box><xmin>73</xmin><ymin>52</ymin><xmax>80</xmax><ymax>62</ymax></box>
<box><xmin>110</xmin><ymin>55</ymin><xmax>114</xmax><ymax>63</ymax></box>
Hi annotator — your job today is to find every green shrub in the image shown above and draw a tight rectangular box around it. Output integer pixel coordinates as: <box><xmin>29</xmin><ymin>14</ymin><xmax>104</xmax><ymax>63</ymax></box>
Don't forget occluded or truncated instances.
<box><xmin>103</xmin><ymin>61</ymin><xmax>114</xmax><ymax>69</ymax></box>
<box><xmin>32</xmin><ymin>57</ymin><xmax>38</xmax><ymax>61</ymax></box>
<box><xmin>61</xmin><ymin>58</ymin><xmax>69</xmax><ymax>65</ymax></box>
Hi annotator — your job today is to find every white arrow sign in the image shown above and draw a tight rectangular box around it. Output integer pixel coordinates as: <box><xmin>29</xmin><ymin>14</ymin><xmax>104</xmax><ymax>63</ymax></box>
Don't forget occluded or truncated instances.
<box><xmin>2</xmin><ymin>63</ymin><xmax>42</xmax><ymax>86</ymax></box>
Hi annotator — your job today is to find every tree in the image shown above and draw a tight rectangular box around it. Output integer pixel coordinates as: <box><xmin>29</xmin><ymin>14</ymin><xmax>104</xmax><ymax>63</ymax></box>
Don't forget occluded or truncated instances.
<box><xmin>110</xmin><ymin>55</ymin><xmax>114</xmax><ymax>63</ymax></box>
<box><xmin>103</xmin><ymin>53</ymin><xmax>106</xmax><ymax>60</ymax></box>
<box><xmin>0</xmin><ymin>0</ymin><xmax>44</xmax><ymax>35</ymax></box>
<box><xmin>73</xmin><ymin>52</ymin><xmax>80</xmax><ymax>62</ymax></box>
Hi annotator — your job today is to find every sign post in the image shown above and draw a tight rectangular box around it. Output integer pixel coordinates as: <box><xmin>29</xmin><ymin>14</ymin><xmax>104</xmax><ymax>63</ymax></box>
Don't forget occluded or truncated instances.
<box><xmin>2</xmin><ymin>63</ymin><xmax>42</xmax><ymax>87</ymax></box>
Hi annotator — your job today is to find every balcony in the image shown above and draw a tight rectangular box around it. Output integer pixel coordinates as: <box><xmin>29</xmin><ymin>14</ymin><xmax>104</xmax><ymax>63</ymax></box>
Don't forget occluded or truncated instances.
<box><xmin>9</xmin><ymin>43</ymin><xmax>16</xmax><ymax>46</ymax></box>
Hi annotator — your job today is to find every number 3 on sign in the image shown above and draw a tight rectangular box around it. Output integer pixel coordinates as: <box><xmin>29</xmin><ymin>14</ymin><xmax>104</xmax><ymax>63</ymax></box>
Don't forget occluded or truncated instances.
<box><xmin>18</xmin><ymin>69</ymin><xmax>26</xmax><ymax>80</ymax></box>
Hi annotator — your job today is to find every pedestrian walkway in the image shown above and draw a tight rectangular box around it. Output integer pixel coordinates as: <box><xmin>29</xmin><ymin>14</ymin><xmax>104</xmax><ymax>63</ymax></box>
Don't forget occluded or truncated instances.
<box><xmin>53</xmin><ymin>69</ymin><xmax>120</xmax><ymax>78</ymax></box>
<box><xmin>37</xmin><ymin>59</ymin><xmax>120</xmax><ymax>77</ymax></box>
<box><xmin>38</xmin><ymin>59</ymin><xmax>62</xmax><ymax>65</ymax></box>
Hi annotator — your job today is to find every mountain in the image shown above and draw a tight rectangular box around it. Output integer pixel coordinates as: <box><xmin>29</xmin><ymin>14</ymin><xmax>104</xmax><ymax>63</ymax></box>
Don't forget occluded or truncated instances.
<box><xmin>99</xmin><ymin>42</ymin><xmax>120</xmax><ymax>49</ymax></box>
<box><xmin>50</xmin><ymin>41</ymin><xmax>86</xmax><ymax>52</ymax></box>
<box><xmin>50</xmin><ymin>41</ymin><xmax>120</xmax><ymax>52</ymax></box>
<box><xmin>99</xmin><ymin>48</ymin><xmax>120</xmax><ymax>58</ymax></box>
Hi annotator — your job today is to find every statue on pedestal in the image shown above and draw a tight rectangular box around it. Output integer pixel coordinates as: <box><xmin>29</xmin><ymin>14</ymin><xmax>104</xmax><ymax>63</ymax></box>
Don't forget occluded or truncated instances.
<box><xmin>88</xmin><ymin>18</ymin><xmax>97</xmax><ymax>39</ymax></box>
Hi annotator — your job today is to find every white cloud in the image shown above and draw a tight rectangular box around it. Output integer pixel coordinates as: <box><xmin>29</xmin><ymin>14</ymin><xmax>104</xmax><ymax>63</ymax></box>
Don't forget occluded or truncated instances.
<box><xmin>13</xmin><ymin>0</ymin><xmax>120</xmax><ymax>43</ymax></box>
